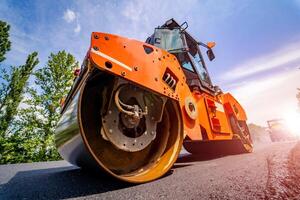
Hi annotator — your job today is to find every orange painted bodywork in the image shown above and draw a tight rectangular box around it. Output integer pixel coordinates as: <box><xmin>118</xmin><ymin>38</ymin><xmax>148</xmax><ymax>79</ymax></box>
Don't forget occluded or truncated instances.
<box><xmin>88</xmin><ymin>32</ymin><xmax>247</xmax><ymax>142</ymax></box>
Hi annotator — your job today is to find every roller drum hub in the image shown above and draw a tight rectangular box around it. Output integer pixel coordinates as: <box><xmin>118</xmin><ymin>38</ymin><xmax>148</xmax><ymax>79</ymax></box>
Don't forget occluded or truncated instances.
<box><xmin>101</xmin><ymin>84</ymin><xmax>159</xmax><ymax>152</ymax></box>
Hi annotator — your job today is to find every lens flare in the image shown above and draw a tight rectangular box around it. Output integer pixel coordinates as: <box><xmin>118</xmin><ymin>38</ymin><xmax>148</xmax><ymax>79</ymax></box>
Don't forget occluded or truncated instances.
<box><xmin>284</xmin><ymin>111</ymin><xmax>300</xmax><ymax>136</ymax></box>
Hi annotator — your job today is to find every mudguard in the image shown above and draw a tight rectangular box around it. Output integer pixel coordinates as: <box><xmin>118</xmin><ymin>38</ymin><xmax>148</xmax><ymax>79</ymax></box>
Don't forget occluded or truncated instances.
<box><xmin>88</xmin><ymin>32</ymin><xmax>201</xmax><ymax>140</ymax></box>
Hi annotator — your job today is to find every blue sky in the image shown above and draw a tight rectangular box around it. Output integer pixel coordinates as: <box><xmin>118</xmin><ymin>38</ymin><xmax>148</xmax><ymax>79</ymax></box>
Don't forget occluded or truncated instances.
<box><xmin>1</xmin><ymin>0</ymin><xmax>300</xmax><ymax>125</ymax></box>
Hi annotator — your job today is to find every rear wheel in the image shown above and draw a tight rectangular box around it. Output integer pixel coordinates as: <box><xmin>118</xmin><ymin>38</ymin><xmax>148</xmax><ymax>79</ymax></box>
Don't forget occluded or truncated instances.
<box><xmin>79</xmin><ymin>74</ymin><xmax>183</xmax><ymax>183</ymax></box>
<box><xmin>183</xmin><ymin>116</ymin><xmax>253</xmax><ymax>155</ymax></box>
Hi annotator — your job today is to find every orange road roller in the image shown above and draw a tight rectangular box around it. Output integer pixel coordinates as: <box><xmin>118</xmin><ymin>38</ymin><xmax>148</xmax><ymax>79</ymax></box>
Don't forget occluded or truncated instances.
<box><xmin>55</xmin><ymin>18</ymin><xmax>253</xmax><ymax>183</ymax></box>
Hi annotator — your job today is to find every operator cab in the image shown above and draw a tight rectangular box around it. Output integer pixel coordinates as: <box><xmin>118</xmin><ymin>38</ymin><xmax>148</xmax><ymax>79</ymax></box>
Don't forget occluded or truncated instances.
<box><xmin>146</xmin><ymin>19</ymin><xmax>217</xmax><ymax>94</ymax></box>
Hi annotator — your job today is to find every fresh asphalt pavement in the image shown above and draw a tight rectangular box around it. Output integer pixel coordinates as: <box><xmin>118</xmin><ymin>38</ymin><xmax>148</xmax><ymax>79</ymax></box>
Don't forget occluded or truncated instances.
<box><xmin>0</xmin><ymin>141</ymin><xmax>298</xmax><ymax>199</ymax></box>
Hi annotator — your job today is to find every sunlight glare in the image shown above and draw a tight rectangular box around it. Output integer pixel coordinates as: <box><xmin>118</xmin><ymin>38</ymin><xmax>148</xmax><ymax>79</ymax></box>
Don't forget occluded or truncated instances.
<box><xmin>284</xmin><ymin>111</ymin><xmax>300</xmax><ymax>136</ymax></box>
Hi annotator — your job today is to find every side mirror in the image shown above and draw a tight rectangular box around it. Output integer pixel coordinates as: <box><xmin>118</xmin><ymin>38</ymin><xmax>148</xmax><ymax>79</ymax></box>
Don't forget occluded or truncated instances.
<box><xmin>206</xmin><ymin>49</ymin><xmax>215</xmax><ymax>61</ymax></box>
<box><xmin>180</xmin><ymin>21</ymin><xmax>188</xmax><ymax>31</ymax></box>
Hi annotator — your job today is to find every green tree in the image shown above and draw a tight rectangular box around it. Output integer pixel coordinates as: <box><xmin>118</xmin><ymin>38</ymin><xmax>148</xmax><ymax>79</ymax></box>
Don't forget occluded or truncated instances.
<box><xmin>0</xmin><ymin>20</ymin><xmax>11</xmax><ymax>62</ymax></box>
<box><xmin>0</xmin><ymin>53</ymin><xmax>39</xmax><ymax>164</ymax></box>
<box><xmin>16</xmin><ymin>51</ymin><xmax>78</xmax><ymax>161</ymax></box>
<box><xmin>0</xmin><ymin>52</ymin><xmax>39</xmax><ymax>135</ymax></box>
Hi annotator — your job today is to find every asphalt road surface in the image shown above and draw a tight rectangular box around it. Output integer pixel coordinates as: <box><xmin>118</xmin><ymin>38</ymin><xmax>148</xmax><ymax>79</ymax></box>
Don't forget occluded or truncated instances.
<box><xmin>0</xmin><ymin>141</ymin><xmax>300</xmax><ymax>200</ymax></box>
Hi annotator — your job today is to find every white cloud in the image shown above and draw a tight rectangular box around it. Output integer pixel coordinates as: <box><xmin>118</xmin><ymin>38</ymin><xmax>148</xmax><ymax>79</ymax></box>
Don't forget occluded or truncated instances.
<box><xmin>222</xmin><ymin>42</ymin><xmax>300</xmax><ymax>81</ymax></box>
<box><xmin>119</xmin><ymin>0</ymin><xmax>199</xmax><ymax>40</ymax></box>
<box><xmin>230</xmin><ymin>69</ymin><xmax>300</xmax><ymax>126</ymax></box>
<box><xmin>63</xmin><ymin>9</ymin><xmax>81</xmax><ymax>33</ymax></box>
<box><xmin>74</xmin><ymin>23</ymin><xmax>81</xmax><ymax>33</ymax></box>
<box><xmin>122</xmin><ymin>0</ymin><xmax>143</xmax><ymax>22</ymax></box>
<box><xmin>63</xmin><ymin>9</ymin><xmax>76</xmax><ymax>23</ymax></box>
<box><xmin>220</xmin><ymin>40</ymin><xmax>300</xmax><ymax>126</ymax></box>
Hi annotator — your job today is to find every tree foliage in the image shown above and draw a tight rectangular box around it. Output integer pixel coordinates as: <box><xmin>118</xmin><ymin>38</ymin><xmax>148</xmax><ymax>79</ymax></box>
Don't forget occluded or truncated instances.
<box><xmin>13</xmin><ymin>51</ymin><xmax>78</xmax><ymax>162</ymax></box>
<box><xmin>0</xmin><ymin>20</ymin><xmax>78</xmax><ymax>164</ymax></box>
<box><xmin>0</xmin><ymin>20</ymin><xmax>11</xmax><ymax>62</ymax></box>
<box><xmin>0</xmin><ymin>52</ymin><xmax>39</xmax><ymax>135</ymax></box>
<box><xmin>0</xmin><ymin>53</ymin><xmax>39</xmax><ymax>163</ymax></box>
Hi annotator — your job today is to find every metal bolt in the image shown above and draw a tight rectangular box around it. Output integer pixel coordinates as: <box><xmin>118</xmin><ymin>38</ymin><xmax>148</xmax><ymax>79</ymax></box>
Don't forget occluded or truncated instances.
<box><xmin>121</xmin><ymin>71</ymin><xmax>126</xmax><ymax>76</ymax></box>
<box><xmin>94</xmin><ymin>35</ymin><xmax>99</xmax><ymax>39</ymax></box>
<box><xmin>134</xmin><ymin>66</ymin><xmax>138</xmax><ymax>71</ymax></box>
<box><xmin>108</xmin><ymin>110</ymin><xmax>112</xmax><ymax>114</ymax></box>
<box><xmin>154</xmin><ymin>77</ymin><xmax>158</xmax><ymax>81</ymax></box>
<box><xmin>109</xmin><ymin>129</ymin><xmax>112</xmax><ymax>133</ymax></box>
<box><xmin>151</xmin><ymin>131</ymin><xmax>155</xmax><ymax>135</ymax></box>
<box><xmin>93</xmin><ymin>46</ymin><xmax>99</xmax><ymax>51</ymax></box>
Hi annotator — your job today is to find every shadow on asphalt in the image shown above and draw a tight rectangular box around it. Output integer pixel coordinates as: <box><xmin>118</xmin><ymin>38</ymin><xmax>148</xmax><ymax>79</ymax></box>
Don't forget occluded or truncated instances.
<box><xmin>0</xmin><ymin>152</ymin><xmax>237</xmax><ymax>199</ymax></box>
<box><xmin>0</xmin><ymin>166</ymin><xmax>132</xmax><ymax>200</ymax></box>
<box><xmin>176</xmin><ymin>152</ymin><xmax>230</xmax><ymax>163</ymax></box>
